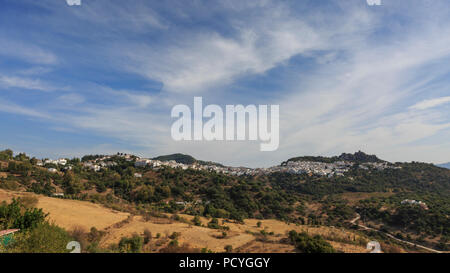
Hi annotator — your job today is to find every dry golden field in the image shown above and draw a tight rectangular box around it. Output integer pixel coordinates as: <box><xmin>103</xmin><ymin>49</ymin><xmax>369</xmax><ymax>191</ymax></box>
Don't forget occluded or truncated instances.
<box><xmin>0</xmin><ymin>188</ymin><xmax>372</xmax><ymax>253</ymax></box>
<box><xmin>0</xmin><ymin>189</ymin><xmax>130</xmax><ymax>230</ymax></box>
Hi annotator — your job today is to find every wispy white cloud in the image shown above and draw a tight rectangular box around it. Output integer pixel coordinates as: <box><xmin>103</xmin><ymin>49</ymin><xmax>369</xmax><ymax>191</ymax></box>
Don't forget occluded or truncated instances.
<box><xmin>0</xmin><ymin>75</ymin><xmax>61</xmax><ymax>91</ymax></box>
<box><xmin>275</xmin><ymin>18</ymin><xmax>450</xmax><ymax>165</ymax></box>
<box><xmin>55</xmin><ymin>93</ymin><xmax>85</xmax><ymax>106</ymax></box>
<box><xmin>117</xmin><ymin>3</ymin><xmax>326</xmax><ymax>93</ymax></box>
<box><xmin>0</xmin><ymin>98</ymin><xmax>50</xmax><ymax>119</ymax></box>
<box><xmin>410</xmin><ymin>96</ymin><xmax>450</xmax><ymax>110</ymax></box>
<box><xmin>109</xmin><ymin>90</ymin><xmax>155</xmax><ymax>108</ymax></box>
<box><xmin>0</xmin><ymin>38</ymin><xmax>58</xmax><ymax>65</ymax></box>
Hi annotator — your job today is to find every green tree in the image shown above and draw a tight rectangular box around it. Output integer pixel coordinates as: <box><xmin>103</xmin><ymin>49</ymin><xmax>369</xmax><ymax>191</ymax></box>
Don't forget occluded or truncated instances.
<box><xmin>5</xmin><ymin>222</ymin><xmax>72</xmax><ymax>253</ymax></box>
<box><xmin>118</xmin><ymin>234</ymin><xmax>143</xmax><ymax>253</ymax></box>
<box><xmin>0</xmin><ymin>149</ymin><xmax>13</xmax><ymax>160</ymax></box>
<box><xmin>192</xmin><ymin>215</ymin><xmax>202</xmax><ymax>226</ymax></box>
<box><xmin>0</xmin><ymin>199</ymin><xmax>47</xmax><ymax>230</ymax></box>
<box><xmin>288</xmin><ymin>231</ymin><xmax>335</xmax><ymax>253</ymax></box>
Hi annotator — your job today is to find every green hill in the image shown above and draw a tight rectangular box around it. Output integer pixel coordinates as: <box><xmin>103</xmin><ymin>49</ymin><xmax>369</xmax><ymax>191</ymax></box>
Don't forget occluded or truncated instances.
<box><xmin>285</xmin><ymin>151</ymin><xmax>383</xmax><ymax>164</ymax></box>
<box><xmin>153</xmin><ymin>153</ymin><xmax>224</xmax><ymax>167</ymax></box>
<box><xmin>153</xmin><ymin>153</ymin><xmax>197</xmax><ymax>164</ymax></box>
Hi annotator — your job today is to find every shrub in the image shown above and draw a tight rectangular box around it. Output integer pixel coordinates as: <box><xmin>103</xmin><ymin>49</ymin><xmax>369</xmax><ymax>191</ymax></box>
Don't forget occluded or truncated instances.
<box><xmin>0</xmin><ymin>198</ymin><xmax>47</xmax><ymax>230</ymax></box>
<box><xmin>5</xmin><ymin>222</ymin><xmax>72</xmax><ymax>253</ymax></box>
<box><xmin>87</xmin><ymin>227</ymin><xmax>105</xmax><ymax>243</ymax></box>
<box><xmin>224</xmin><ymin>245</ymin><xmax>233</xmax><ymax>253</ymax></box>
<box><xmin>288</xmin><ymin>230</ymin><xmax>335</xmax><ymax>253</ymax></box>
<box><xmin>208</xmin><ymin>218</ymin><xmax>220</xmax><ymax>229</ymax></box>
<box><xmin>169</xmin><ymin>240</ymin><xmax>179</xmax><ymax>247</ymax></box>
<box><xmin>118</xmin><ymin>234</ymin><xmax>143</xmax><ymax>253</ymax></box>
<box><xmin>192</xmin><ymin>215</ymin><xmax>202</xmax><ymax>226</ymax></box>
<box><xmin>160</xmin><ymin>243</ymin><xmax>201</xmax><ymax>253</ymax></box>
<box><xmin>169</xmin><ymin>232</ymin><xmax>181</xmax><ymax>240</ymax></box>
<box><xmin>69</xmin><ymin>225</ymin><xmax>88</xmax><ymax>251</ymax></box>
<box><xmin>0</xmin><ymin>149</ymin><xmax>13</xmax><ymax>161</ymax></box>
<box><xmin>143</xmin><ymin>229</ymin><xmax>152</xmax><ymax>244</ymax></box>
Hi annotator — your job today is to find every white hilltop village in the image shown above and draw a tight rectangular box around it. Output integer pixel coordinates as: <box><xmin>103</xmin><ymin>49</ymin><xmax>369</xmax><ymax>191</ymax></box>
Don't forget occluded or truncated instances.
<box><xmin>33</xmin><ymin>152</ymin><xmax>418</xmax><ymax>206</ymax></box>
<box><xmin>133</xmin><ymin>155</ymin><xmax>401</xmax><ymax>178</ymax></box>
<box><xmin>38</xmin><ymin>152</ymin><xmax>401</xmax><ymax>178</ymax></box>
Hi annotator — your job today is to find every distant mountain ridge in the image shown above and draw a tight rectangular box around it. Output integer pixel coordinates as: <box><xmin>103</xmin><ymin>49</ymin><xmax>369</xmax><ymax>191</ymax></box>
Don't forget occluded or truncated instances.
<box><xmin>153</xmin><ymin>153</ymin><xmax>196</xmax><ymax>164</ymax></box>
<box><xmin>152</xmin><ymin>153</ymin><xmax>224</xmax><ymax>167</ymax></box>
<box><xmin>437</xmin><ymin>162</ymin><xmax>450</xmax><ymax>169</ymax></box>
<box><xmin>153</xmin><ymin>151</ymin><xmax>384</xmax><ymax>168</ymax></box>
<box><xmin>284</xmin><ymin>151</ymin><xmax>383</xmax><ymax>164</ymax></box>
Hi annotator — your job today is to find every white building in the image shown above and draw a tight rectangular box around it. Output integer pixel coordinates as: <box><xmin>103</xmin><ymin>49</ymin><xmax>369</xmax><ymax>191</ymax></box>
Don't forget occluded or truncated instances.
<box><xmin>401</xmin><ymin>199</ymin><xmax>429</xmax><ymax>210</ymax></box>
<box><xmin>135</xmin><ymin>159</ymin><xmax>151</xmax><ymax>168</ymax></box>
<box><xmin>83</xmin><ymin>162</ymin><xmax>101</xmax><ymax>172</ymax></box>
<box><xmin>44</xmin><ymin>159</ymin><xmax>67</xmax><ymax>166</ymax></box>
<box><xmin>57</xmin><ymin>159</ymin><xmax>67</xmax><ymax>166</ymax></box>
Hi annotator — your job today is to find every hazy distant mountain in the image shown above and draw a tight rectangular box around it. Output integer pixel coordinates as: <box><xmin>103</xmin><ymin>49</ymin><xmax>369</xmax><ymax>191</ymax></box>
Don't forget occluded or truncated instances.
<box><xmin>437</xmin><ymin>162</ymin><xmax>450</xmax><ymax>169</ymax></box>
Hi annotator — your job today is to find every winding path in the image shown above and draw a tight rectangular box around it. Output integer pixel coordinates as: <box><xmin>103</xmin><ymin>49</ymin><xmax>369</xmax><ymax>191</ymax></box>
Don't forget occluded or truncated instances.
<box><xmin>350</xmin><ymin>213</ymin><xmax>442</xmax><ymax>253</ymax></box>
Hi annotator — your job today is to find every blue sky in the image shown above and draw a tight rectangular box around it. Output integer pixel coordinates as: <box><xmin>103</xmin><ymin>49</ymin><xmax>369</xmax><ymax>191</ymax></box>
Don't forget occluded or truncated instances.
<box><xmin>1</xmin><ymin>0</ymin><xmax>450</xmax><ymax>167</ymax></box>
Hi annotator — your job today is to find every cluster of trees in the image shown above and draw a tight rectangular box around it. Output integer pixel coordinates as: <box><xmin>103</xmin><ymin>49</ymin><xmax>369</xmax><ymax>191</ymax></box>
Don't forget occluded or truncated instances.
<box><xmin>0</xmin><ymin>149</ymin><xmax>13</xmax><ymax>161</ymax></box>
<box><xmin>288</xmin><ymin>230</ymin><xmax>335</xmax><ymax>253</ymax></box>
<box><xmin>390</xmin><ymin>205</ymin><xmax>449</xmax><ymax>236</ymax></box>
<box><xmin>0</xmin><ymin>198</ymin><xmax>47</xmax><ymax>230</ymax></box>
<box><xmin>118</xmin><ymin>234</ymin><xmax>143</xmax><ymax>253</ymax></box>
<box><xmin>358</xmin><ymin>195</ymin><xmax>450</xmax><ymax>238</ymax></box>
<box><xmin>0</xmin><ymin>198</ymin><xmax>72</xmax><ymax>253</ymax></box>
<box><xmin>285</xmin><ymin>151</ymin><xmax>382</xmax><ymax>164</ymax></box>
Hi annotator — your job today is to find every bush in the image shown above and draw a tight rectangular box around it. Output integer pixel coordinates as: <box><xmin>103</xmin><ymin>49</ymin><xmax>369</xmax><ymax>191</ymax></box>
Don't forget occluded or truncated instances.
<box><xmin>0</xmin><ymin>198</ymin><xmax>47</xmax><ymax>230</ymax></box>
<box><xmin>87</xmin><ymin>227</ymin><xmax>105</xmax><ymax>243</ymax></box>
<box><xmin>192</xmin><ymin>215</ymin><xmax>202</xmax><ymax>226</ymax></box>
<box><xmin>224</xmin><ymin>245</ymin><xmax>233</xmax><ymax>253</ymax></box>
<box><xmin>169</xmin><ymin>240</ymin><xmax>179</xmax><ymax>247</ymax></box>
<box><xmin>0</xmin><ymin>149</ymin><xmax>13</xmax><ymax>161</ymax></box>
<box><xmin>118</xmin><ymin>234</ymin><xmax>143</xmax><ymax>253</ymax></box>
<box><xmin>169</xmin><ymin>232</ymin><xmax>180</xmax><ymax>240</ymax></box>
<box><xmin>143</xmin><ymin>229</ymin><xmax>152</xmax><ymax>244</ymax></box>
<box><xmin>288</xmin><ymin>231</ymin><xmax>335</xmax><ymax>253</ymax></box>
<box><xmin>0</xmin><ymin>180</ymin><xmax>19</xmax><ymax>191</ymax></box>
<box><xmin>69</xmin><ymin>225</ymin><xmax>88</xmax><ymax>251</ymax></box>
<box><xmin>160</xmin><ymin>242</ymin><xmax>201</xmax><ymax>253</ymax></box>
<box><xmin>5</xmin><ymin>222</ymin><xmax>73</xmax><ymax>253</ymax></box>
<box><xmin>208</xmin><ymin>218</ymin><xmax>220</xmax><ymax>229</ymax></box>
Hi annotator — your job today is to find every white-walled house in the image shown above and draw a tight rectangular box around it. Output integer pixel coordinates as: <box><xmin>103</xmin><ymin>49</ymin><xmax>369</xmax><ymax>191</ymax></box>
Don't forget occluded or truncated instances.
<box><xmin>57</xmin><ymin>159</ymin><xmax>67</xmax><ymax>166</ymax></box>
<box><xmin>44</xmin><ymin>158</ymin><xmax>67</xmax><ymax>166</ymax></box>
<box><xmin>135</xmin><ymin>159</ymin><xmax>151</xmax><ymax>168</ymax></box>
